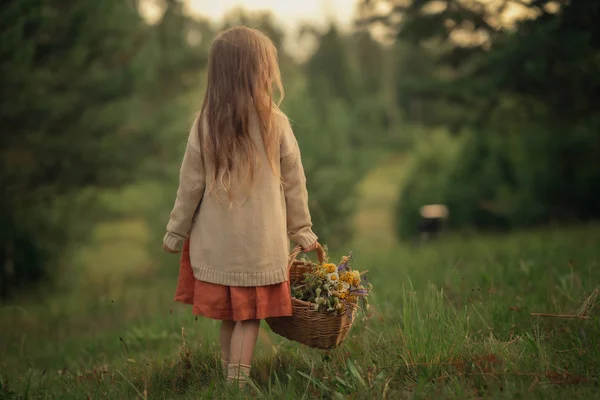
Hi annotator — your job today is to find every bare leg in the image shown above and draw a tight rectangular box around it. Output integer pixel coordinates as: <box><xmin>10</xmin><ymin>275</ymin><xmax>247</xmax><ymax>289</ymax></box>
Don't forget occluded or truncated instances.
<box><xmin>220</xmin><ymin>320</ymin><xmax>235</xmax><ymax>373</ymax></box>
<box><xmin>227</xmin><ymin>319</ymin><xmax>260</xmax><ymax>386</ymax></box>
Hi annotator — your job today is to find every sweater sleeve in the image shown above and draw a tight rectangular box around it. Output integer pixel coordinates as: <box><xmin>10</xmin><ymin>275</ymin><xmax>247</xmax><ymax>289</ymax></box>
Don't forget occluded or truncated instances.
<box><xmin>280</xmin><ymin>116</ymin><xmax>318</xmax><ymax>249</ymax></box>
<box><xmin>164</xmin><ymin>119</ymin><xmax>205</xmax><ymax>251</ymax></box>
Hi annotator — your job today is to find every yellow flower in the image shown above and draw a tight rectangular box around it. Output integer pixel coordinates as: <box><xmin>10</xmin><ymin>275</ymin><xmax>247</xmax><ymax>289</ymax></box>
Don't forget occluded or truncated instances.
<box><xmin>340</xmin><ymin>272</ymin><xmax>352</xmax><ymax>284</ymax></box>
<box><xmin>348</xmin><ymin>270</ymin><xmax>361</xmax><ymax>286</ymax></box>
<box><xmin>323</xmin><ymin>263</ymin><xmax>337</xmax><ymax>273</ymax></box>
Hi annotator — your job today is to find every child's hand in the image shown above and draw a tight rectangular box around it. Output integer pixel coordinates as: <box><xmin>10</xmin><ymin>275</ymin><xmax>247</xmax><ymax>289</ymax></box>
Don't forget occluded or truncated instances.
<box><xmin>302</xmin><ymin>242</ymin><xmax>318</xmax><ymax>252</ymax></box>
<box><xmin>163</xmin><ymin>243</ymin><xmax>180</xmax><ymax>254</ymax></box>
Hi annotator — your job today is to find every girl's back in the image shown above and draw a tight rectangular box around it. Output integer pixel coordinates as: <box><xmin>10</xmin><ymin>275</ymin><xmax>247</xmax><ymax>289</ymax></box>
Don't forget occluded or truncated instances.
<box><xmin>163</xmin><ymin>26</ymin><xmax>317</xmax><ymax>287</ymax></box>
<box><xmin>185</xmin><ymin>109</ymin><xmax>313</xmax><ymax>287</ymax></box>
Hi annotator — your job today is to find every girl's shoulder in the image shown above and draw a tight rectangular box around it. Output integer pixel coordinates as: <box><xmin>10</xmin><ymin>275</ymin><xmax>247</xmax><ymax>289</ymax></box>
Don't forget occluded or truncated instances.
<box><xmin>272</xmin><ymin>106</ymin><xmax>289</xmax><ymax>125</ymax></box>
<box><xmin>186</xmin><ymin>113</ymin><xmax>205</xmax><ymax>153</ymax></box>
<box><xmin>273</xmin><ymin>109</ymin><xmax>300</xmax><ymax>157</ymax></box>
<box><xmin>272</xmin><ymin>106</ymin><xmax>293</xmax><ymax>137</ymax></box>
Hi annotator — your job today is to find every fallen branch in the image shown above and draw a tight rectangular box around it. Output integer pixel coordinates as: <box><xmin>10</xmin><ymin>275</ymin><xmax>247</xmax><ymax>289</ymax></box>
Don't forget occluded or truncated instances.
<box><xmin>492</xmin><ymin>335</ymin><xmax>521</xmax><ymax>356</ymax></box>
<box><xmin>530</xmin><ymin>313</ymin><xmax>590</xmax><ymax>320</ymax></box>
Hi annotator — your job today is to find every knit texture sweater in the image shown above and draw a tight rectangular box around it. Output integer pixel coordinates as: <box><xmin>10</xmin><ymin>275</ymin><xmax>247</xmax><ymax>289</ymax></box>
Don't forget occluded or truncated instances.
<box><xmin>163</xmin><ymin>110</ymin><xmax>317</xmax><ymax>287</ymax></box>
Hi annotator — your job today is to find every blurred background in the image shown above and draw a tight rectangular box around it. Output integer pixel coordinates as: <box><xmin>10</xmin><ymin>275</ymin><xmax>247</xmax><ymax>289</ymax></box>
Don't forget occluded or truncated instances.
<box><xmin>3</xmin><ymin>0</ymin><xmax>599</xmax><ymax>298</ymax></box>
<box><xmin>1</xmin><ymin>0</ymin><xmax>599</xmax><ymax>384</ymax></box>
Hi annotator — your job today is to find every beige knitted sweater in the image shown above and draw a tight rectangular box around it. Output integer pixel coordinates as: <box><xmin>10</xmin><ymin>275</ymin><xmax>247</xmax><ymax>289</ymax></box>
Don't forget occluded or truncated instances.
<box><xmin>163</xmin><ymin>110</ymin><xmax>317</xmax><ymax>287</ymax></box>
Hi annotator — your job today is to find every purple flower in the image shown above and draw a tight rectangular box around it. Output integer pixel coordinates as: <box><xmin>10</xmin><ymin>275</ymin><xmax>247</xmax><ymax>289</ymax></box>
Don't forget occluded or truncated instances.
<box><xmin>347</xmin><ymin>287</ymin><xmax>368</xmax><ymax>296</ymax></box>
<box><xmin>338</xmin><ymin>253</ymin><xmax>352</xmax><ymax>272</ymax></box>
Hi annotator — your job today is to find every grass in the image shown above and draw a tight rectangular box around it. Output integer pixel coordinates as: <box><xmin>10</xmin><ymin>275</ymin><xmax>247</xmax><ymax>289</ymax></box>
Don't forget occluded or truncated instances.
<box><xmin>1</xmin><ymin>159</ymin><xmax>600</xmax><ymax>399</ymax></box>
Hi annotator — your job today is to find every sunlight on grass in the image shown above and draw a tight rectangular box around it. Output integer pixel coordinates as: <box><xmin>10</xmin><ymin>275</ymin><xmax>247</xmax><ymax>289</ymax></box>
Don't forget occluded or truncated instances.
<box><xmin>70</xmin><ymin>218</ymin><xmax>153</xmax><ymax>285</ymax></box>
<box><xmin>353</xmin><ymin>155</ymin><xmax>408</xmax><ymax>249</ymax></box>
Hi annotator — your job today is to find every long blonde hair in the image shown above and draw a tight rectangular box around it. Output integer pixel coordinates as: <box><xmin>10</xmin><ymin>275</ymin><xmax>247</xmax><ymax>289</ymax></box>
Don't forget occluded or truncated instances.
<box><xmin>197</xmin><ymin>26</ymin><xmax>284</xmax><ymax>199</ymax></box>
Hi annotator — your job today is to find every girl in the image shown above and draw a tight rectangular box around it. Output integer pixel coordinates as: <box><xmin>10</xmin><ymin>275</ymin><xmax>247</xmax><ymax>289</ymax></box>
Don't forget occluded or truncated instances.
<box><xmin>162</xmin><ymin>26</ymin><xmax>318</xmax><ymax>387</ymax></box>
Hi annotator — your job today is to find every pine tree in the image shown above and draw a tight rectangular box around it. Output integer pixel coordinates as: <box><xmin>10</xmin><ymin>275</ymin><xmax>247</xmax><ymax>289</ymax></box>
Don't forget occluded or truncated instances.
<box><xmin>306</xmin><ymin>25</ymin><xmax>355</xmax><ymax>103</ymax></box>
<box><xmin>0</xmin><ymin>0</ymin><xmax>158</xmax><ymax>297</ymax></box>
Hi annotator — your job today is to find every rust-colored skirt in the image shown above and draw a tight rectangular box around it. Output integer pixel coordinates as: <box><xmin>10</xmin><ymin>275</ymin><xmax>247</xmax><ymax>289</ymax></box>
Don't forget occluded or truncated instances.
<box><xmin>174</xmin><ymin>240</ymin><xmax>293</xmax><ymax>321</ymax></box>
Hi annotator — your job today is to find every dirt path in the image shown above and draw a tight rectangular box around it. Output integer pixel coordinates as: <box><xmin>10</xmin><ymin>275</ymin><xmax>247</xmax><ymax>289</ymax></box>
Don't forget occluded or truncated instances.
<box><xmin>352</xmin><ymin>155</ymin><xmax>409</xmax><ymax>249</ymax></box>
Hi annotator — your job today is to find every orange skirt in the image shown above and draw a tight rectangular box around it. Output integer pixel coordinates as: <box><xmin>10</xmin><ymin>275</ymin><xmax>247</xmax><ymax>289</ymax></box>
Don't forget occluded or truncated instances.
<box><xmin>174</xmin><ymin>240</ymin><xmax>293</xmax><ymax>321</ymax></box>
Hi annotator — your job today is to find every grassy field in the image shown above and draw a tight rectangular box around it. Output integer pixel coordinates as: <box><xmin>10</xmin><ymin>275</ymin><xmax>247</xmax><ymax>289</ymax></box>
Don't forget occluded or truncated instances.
<box><xmin>1</xmin><ymin>159</ymin><xmax>600</xmax><ymax>399</ymax></box>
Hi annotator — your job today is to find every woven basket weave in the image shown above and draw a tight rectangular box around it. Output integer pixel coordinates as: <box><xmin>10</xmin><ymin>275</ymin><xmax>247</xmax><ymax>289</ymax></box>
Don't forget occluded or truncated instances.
<box><xmin>266</xmin><ymin>244</ymin><xmax>357</xmax><ymax>350</ymax></box>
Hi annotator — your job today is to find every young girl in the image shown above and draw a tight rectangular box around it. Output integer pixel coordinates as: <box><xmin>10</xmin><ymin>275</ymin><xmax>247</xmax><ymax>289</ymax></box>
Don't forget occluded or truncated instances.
<box><xmin>162</xmin><ymin>26</ymin><xmax>318</xmax><ymax>387</ymax></box>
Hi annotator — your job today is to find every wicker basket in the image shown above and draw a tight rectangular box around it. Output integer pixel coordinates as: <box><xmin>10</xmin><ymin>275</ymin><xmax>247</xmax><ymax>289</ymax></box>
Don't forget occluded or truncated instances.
<box><xmin>266</xmin><ymin>244</ymin><xmax>357</xmax><ymax>350</ymax></box>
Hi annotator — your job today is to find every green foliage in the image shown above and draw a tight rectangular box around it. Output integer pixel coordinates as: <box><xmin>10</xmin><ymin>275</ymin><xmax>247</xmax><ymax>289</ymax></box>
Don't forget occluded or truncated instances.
<box><xmin>288</xmin><ymin>27</ymin><xmax>392</xmax><ymax>246</ymax></box>
<box><xmin>284</xmin><ymin>87</ymin><xmax>365</xmax><ymax>247</ymax></box>
<box><xmin>0</xmin><ymin>0</ymin><xmax>153</xmax><ymax>296</ymax></box>
<box><xmin>0</xmin><ymin>0</ymin><xmax>209</xmax><ymax>296</ymax></box>
<box><xmin>306</xmin><ymin>26</ymin><xmax>356</xmax><ymax>103</ymax></box>
<box><xmin>351</xmin><ymin>31</ymin><xmax>384</xmax><ymax>96</ymax></box>
<box><xmin>378</xmin><ymin>0</ymin><xmax>600</xmax><ymax>238</ymax></box>
<box><xmin>397</xmin><ymin>113</ymin><xmax>600</xmax><ymax>239</ymax></box>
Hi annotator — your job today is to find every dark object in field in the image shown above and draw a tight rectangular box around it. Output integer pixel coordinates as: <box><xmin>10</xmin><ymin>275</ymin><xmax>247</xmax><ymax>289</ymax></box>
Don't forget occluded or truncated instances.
<box><xmin>419</xmin><ymin>218</ymin><xmax>442</xmax><ymax>239</ymax></box>
<box><xmin>531</xmin><ymin>289</ymin><xmax>598</xmax><ymax>321</ymax></box>
<box><xmin>418</xmin><ymin>204</ymin><xmax>449</xmax><ymax>242</ymax></box>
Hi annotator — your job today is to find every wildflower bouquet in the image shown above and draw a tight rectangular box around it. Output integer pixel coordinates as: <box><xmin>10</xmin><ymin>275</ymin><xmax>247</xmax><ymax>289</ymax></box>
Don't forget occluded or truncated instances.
<box><xmin>291</xmin><ymin>252</ymin><xmax>371</xmax><ymax>315</ymax></box>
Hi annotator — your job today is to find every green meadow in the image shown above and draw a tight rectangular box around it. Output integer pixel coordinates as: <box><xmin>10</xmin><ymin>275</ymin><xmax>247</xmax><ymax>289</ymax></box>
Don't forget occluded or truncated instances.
<box><xmin>2</xmin><ymin>161</ymin><xmax>599</xmax><ymax>399</ymax></box>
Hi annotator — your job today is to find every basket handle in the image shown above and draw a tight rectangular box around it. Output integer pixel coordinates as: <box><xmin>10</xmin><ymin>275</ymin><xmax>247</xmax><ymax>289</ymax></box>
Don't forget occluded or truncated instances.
<box><xmin>289</xmin><ymin>243</ymin><xmax>326</xmax><ymax>267</ymax></box>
